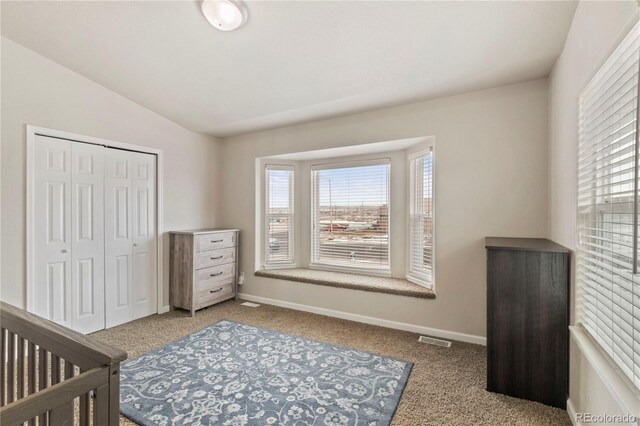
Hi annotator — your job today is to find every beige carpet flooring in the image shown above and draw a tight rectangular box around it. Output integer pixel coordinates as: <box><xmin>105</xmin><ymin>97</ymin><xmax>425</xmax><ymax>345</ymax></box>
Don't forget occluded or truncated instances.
<box><xmin>91</xmin><ymin>299</ymin><xmax>571</xmax><ymax>426</ymax></box>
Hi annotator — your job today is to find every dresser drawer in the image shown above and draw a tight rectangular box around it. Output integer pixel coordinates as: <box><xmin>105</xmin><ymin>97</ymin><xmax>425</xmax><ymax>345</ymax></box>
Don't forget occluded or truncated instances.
<box><xmin>195</xmin><ymin>232</ymin><xmax>236</xmax><ymax>252</ymax></box>
<box><xmin>195</xmin><ymin>280</ymin><xmax>234</xmax><ymax>308</ymax></box>
<box><xmin>195</xmin><ymin>247</ymin><xmax>236</xmax><ymax>270</ymax></box>
<box><xmin>196</xmin><ymin>263</ymin><xmax>236</xmax><ymax>290</ymax></box>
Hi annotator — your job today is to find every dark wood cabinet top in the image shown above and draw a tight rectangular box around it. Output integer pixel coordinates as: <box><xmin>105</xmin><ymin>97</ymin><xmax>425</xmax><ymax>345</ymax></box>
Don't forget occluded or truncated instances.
<box><xmin>485</xmin><ymin>237</ymin><xmax>569</xmax><ymax>253</ymax></box>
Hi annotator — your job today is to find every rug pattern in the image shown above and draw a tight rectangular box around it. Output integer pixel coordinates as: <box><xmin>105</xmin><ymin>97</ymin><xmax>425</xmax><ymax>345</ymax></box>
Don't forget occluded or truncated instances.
<box><xmin>120</xmin><ymin>320</ymin><xmax>412</xmax><ymax>426</ymax></box>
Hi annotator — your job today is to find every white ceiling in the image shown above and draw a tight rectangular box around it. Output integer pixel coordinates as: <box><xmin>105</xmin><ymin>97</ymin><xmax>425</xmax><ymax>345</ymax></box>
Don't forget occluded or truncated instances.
<box><xmin>1</xmin><ymin>1</ymin><xmax>577</xmax><ymax>138</ymax></box>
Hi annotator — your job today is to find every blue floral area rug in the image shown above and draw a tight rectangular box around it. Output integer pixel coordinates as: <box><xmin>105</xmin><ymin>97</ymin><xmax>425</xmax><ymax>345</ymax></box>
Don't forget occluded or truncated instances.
<box><xmin>120</xmin><ymin>320</ymin><xmax>412</xmax><ymax>426</ymax></box>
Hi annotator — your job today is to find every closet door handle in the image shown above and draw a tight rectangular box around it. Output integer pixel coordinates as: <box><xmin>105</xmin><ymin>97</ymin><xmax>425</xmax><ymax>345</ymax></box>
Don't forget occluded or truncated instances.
<box><xmin>61</xmin><ymin>249</ymin><xmax>69</xmax><ymax>253</ymax></box>
<box><xmin>211</xmin><ymin>256</ymin><xmax>223</xmax><ymax>260</ymax></box>
<box><xmin>209</xmin><ymin>288</ymin><xmax>223</xmax><ymax>294</ymax></box>
<box><xmin>211</xmin><ymin>239</ymin><xmax>223</xmax><ymax>243</ymax></box>
<box><xmin>210</xmin><ymin>272</ymin><xmax>223</xmax><ymax>277</ymax></box>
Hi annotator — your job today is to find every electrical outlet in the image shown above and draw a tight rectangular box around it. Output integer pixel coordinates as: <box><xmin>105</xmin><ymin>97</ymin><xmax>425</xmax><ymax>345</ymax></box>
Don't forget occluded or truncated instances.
<box><xmin>238</xmin><ymin>272</ymin><xmax>245</xmax><ymax>285</ymax></box>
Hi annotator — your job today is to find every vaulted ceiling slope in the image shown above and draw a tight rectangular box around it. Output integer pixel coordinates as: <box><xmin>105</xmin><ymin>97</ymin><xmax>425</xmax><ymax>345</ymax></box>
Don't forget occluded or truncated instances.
<box><xmin>1</xmin><ymin>1</ymin><xmax>577</xmax><ymax>137</ymax></box>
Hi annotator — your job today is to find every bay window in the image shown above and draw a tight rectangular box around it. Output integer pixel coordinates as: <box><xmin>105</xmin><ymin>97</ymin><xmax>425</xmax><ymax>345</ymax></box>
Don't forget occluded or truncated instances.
<box><xmin>259</xmin><ymin>139</ymin><xmax>436</xmax><ymax>289</ymax></box>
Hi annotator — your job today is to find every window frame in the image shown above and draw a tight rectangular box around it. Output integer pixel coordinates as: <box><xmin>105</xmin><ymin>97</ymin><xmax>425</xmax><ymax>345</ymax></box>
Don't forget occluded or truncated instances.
<box><xmin>263</xmin><ymin>164</ymin><xmax>296</xmax><ymax>269</ymax></box>
<box><xmin>406</xmin><ymin>145</ymin><xmax>435</xmax><ymax>289</ymax></box>
<box><xmin>309</xmin><ymin>158</ymin><xmax>392</xmax><ymax>276</ymax></box>
<box><xmin>576</xmin><ymin>20</ymin><xmax>640</xmax><ymax>392</ymax></box>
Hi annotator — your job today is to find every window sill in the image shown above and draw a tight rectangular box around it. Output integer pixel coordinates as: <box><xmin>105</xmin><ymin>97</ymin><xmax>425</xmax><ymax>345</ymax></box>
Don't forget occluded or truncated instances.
<box><xmin>309</xmin><ymin>262</ymin><xmax>391</xmax><ymax>277</ymax></box>
<box><xmin>263</xmin><ymin>263</ymin><xmax>296</xmax><ymax>270</ymax></box>
<box><xmin>254</xmin><ymin>268</ymin><xmax>435</xmax><ymax>299</ymax></box>
<box><xmin>570</xmin><ymin>325</ymin><xmax>640</xmax><ymax>417</ymax></box>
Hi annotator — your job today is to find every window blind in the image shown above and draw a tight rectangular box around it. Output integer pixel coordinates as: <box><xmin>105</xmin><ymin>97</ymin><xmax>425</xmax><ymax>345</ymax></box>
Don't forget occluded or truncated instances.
<box><xmin>311</xmin><ymin>162</ymin><xmax>390</xmax><ymax>271</ymax></box>
<box><xmin>408</xmin><ymin>148</ymin><xmax>434</xmax><ymax>286</ymax></box>
<box><xmin>577</xmin><ymin>21</ymin><xmax>640</xmax><ymax>390</ymax></box>
<box><xmin>265</xmin><ymin>166</ymin><xmax>294</xmax><ymax>266</ymax></box>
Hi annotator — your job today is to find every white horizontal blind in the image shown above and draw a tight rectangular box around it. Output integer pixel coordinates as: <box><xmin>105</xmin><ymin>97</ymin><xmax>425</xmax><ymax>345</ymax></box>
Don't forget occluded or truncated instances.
<box><xmin>311</xmin><ymin>162</ymin><xmax>390</xmax><ymax>271</ymax></box>
<box><xmin>577</xmin><ymin>21</ymin><xmax>640</xmax><ymax>390</ymax></box>
<box><xmin>265</xmin><ymin>166</ymin><xmax>294</xmax><ymax>266</ymax></box>
<box><xmin>408</xmin><ymin>148</ymin><xmax>434</xmax><ymax>286</ymax></box>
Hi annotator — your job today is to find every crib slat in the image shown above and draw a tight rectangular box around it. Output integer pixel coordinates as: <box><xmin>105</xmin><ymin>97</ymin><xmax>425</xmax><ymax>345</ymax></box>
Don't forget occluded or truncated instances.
<box><xmin>17</xmin><ymin>337</ymin><xmax>25</xmax><ymax>399</ymax></box>
<box><xmin>93</xmin><ymin>383</ymin><xmax>109</xmax><ymax>426</ymax></box>
<box><xmin>78</xmin><ymin>368</ymin><xmax>90</xmax><ymax>426</ymax></box>
<box><xmin>1</xmin><ymin>328</ymin><xmax>6</xmax><ymax>406</ymax></box>
<box><xmin>38</xmin><ymin>348</ymin><xmax>47</xmax><ymax>391</ymax></box>
<box><xmin>37</xmin><ymin>348</ymin><xmax>48</xmax><ymax>425</ymax></box>
<box><xmin>51</xmin><ymin>355</ymin><xmax>60</xmax><ymax>386</ymax></box>
<box><xmin>27</xmin><ymin>342</ymin><xmax>36</xmax><ymax>395</ymax></box>
<box><xmin>64</xmin><ymin>361</ymin><xmax>72</xmax><ymax>381</ymax></box>
<box><xmin>27</xmin><ymin>342</ymin><xmax>36</xmax><ymax>426</ymax></box>
<box><xmin>8</xmin><ymin>331</ymin><xmax>15</xmax><ymax>403</ymax></box>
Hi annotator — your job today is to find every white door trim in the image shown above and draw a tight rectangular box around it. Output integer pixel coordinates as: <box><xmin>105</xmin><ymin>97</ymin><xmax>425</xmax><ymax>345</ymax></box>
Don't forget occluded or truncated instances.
<box><xmin>26</xmin><ymin>124</ymin><xmax>165</xmax><ymax>319</ymax></box>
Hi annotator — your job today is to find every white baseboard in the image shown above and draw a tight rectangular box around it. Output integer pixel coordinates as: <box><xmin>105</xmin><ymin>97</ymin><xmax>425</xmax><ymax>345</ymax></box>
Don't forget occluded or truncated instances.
<box><xmin>159</xmin><ymin>305</ymin><xmax>171</xmax><ymax>314</ymax></box>
<box><xmin>567</xmin><ymin>399</ymin><xmax>577</xmax><ymax>425</ymax></box>
<box><xmin>237</xmin><ymin>293</ymin><xmax>486</xmax><ymax>345</ymax></box>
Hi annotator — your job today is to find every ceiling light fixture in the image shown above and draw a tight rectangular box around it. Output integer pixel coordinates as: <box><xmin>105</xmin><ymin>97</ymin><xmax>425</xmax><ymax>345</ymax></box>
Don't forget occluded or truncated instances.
<box><xmin>201</xmin><ymin>0</ymin><xmax>247</xmax><ymax>32</ymax></box>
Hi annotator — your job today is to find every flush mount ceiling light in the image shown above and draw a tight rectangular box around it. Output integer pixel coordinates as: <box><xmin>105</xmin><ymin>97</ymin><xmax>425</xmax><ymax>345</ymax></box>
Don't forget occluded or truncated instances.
<box><xmin>201</xmin><ymin>0</ymin><xmax>247</xmax><ymax>32</ymax></box>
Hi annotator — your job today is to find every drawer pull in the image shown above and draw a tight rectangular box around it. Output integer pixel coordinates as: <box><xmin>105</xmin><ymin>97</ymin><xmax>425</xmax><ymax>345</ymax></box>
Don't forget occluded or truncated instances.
<box><xmin>209</xmin><ymin>288</ymin><xmax>223</xmax><ymax>294</ymax></box>
<box><xmin>210</xmin><ymin>272</ymin><xmax>224</xmax><ymax>277</ymax></box>
<box><xmin>210</xmin><ymin>255</ymin><xmax>224</xmax><ymax>260</ymax></box>
<box><xmin>211</xmin><ymin>239</ymin><xmax>224</xmax><ymax>243</ymax></box>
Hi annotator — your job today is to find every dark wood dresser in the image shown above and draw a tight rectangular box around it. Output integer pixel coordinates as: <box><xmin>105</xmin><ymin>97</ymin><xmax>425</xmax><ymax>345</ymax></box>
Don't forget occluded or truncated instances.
<box><xmin>485</xmin><ymin>237</ymin><xmax>569</xmax><ymax>409</ymax></box>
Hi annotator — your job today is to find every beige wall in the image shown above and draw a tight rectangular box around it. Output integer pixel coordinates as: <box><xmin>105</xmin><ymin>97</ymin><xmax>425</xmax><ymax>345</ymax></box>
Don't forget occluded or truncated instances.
<box><xmin>547</xmin><ymin>0</ymin><xmax>639</xmax><ymax>419</ymax></box>
<box><xmin>220</xmin><ymin>79</ymin><xmax>549</xmax><ymax>340</ymax></box>
<box><xmin>0</xmin><ymin>37</ymin><xmax>223</xmax><ymax>309</ymax></box>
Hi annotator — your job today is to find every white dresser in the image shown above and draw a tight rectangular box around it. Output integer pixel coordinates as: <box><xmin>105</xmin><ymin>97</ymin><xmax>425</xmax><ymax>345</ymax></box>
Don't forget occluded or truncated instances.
<box><xmin>169</xmin><ymin>229</ymin><xmax>239</xmax><ymax>316</ymax></box>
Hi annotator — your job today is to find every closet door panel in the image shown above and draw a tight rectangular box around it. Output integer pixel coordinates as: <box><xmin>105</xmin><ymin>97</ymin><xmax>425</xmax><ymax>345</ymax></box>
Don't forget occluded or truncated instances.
<box><xmin>104</xmin><ymin>149</ymin><xmax>133</xmax><ymax>328</ymax></box>
<box><xmin>71</xmin><ymin>143</ymin><xmax>105</xmax><ymax>333</ymax></box>
<box><xmin>132</xmin><ymin>152</ymin><xmax>158</xmax><ymax>319</ymax></box>
<box><xmin>33</xmin><ymin>136</ymin><xmax>72</xmax><ymax>327</ymax></box>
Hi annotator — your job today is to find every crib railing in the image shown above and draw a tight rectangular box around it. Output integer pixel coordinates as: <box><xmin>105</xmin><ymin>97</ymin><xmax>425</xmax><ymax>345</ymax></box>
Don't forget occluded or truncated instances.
<box><xmin>0</xmin><ymin>301</ymin><xmax>127</xmax><ymax>425</ymax></box>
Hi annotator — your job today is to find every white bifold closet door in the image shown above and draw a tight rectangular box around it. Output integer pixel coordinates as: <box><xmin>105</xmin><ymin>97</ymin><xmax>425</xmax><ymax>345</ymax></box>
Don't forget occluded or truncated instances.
<box><xmin>33</xmin><ymin>135</ymin><xmax>157</xmax><ymax>333</ymax></box>
<box><xmin>33</xmin><ymin>135</ymin><xmax>105</xmax><ymax>334</ymax></box>
<box><xmin>104</xmin><ymin>148</ymin><xmax>157</xmax><ymax>328</ymax></box>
